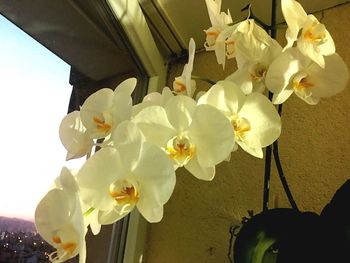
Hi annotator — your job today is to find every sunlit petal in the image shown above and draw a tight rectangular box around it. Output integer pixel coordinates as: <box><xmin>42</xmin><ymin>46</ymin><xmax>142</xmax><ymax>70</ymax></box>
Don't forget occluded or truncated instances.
<box><xmin>185</xmin><ymin>157</ymin><xmax>215</xmax><ymax>181</ymax></box>
<box><xmin>59</xmin><ymin>111</ymin><xmax>93</xmax><ymax>161</ymax></box>
<box><xmin>198</xmin><ymin>80</ymin><xmax>245</xmax><ymax>115</ymax></box>
<box><xmin>133</xmin><ymin>105</ymin><xmax>176</xmax><ymax>147</ymax></box>
<box><xmin>164</xmin><ymin>95</ymin><xmax>196</xmax><ymax>131</ymax></box>
<box><xmin>188</xmin><ymin>104</ymin><xmax>235</xmax><ymax>167</ymax></box>
<box><xmin>281</xmin><ymin>0</ymin><xmax>307</xmax><ymax>48</ymax></box>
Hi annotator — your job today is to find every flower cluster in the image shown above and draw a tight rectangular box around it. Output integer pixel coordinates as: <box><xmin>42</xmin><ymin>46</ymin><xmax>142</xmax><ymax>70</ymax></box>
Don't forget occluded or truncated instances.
<box><xmin>35</xmin><ymin>0</ymin><xmax>349</xmax><ymax>262</ymax></box>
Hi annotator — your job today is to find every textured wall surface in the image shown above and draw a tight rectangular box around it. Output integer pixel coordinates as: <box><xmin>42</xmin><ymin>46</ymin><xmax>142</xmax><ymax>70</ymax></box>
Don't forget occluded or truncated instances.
<box><xmin>144</xmin><ymin>3</ymin><xmax>350</xmax><ymax>263</ymax></box>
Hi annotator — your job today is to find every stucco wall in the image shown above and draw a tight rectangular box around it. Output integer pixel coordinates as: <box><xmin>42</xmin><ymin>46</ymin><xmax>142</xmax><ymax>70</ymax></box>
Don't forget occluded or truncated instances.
<box><xmin>144</xmin><ymin>3</ymin><xmax>350</xmax><ymax>263</ymax></box>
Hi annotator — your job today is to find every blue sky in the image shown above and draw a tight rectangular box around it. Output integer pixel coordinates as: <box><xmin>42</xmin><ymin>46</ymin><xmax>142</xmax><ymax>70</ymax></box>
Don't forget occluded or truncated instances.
<box><xmin>0</xmin><ymin>15</ymin><xmax>77</xmax><ymax>220</ymax></box>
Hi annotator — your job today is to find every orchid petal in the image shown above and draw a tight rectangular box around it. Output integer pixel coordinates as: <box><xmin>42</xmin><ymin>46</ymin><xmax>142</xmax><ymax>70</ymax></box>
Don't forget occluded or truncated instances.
<box><xmin>59</xmin><ymin>111</ymin><xmax>93</xmax><ymax>161</ymax></box>
<box><xmin>135</xmin><ymin>142</ymin><xmax>175</xmax><ymax>205</ymax></box>
<box><xmin>281</xmin><ymin>0</ymin><xmax>307</xmax><ymax>48</ymax></box>
<box><xmin>307</xmin><ymin>53</ymin><xmax>349</xmax><ymax>98</ymax></box>
<box><xmin>112</xmin><ymin>121</ymin><xmax>144</xmax><ymax>172</ymax></box>
<box><xmin>114</xmin><ymin>77</ymin><xmax>137</xmax><ymax>97</ymax></box>
<box><xmin>133</xmin><ymin>105</ymin><xmax>176</xmax><ymax>147</ymax></box>
<box><xmin>164</xmin><ymin>95</ymin><xmax>196</xmax><ymax>131</ymax></box>
<box><xmin>80</xmin><ymin>88</ymin><xmax>114</xmax><ymax>139</ymax></box>
<box><xmin>185</xmin><ymin>157</ymin><xmax>215</xmax><ymax>181</ymax></box>
<box><xmin>272</xmin><ymin>88</ymin><xmax>294</xmax><ymax>104</ymax></box>
<box><xmin>265</xmin><ymin>48</ymin><xmax>304</xmax><ymax>94</ymax></box>
<box><xmin>77</xmin><ymin>148</ymin><xmax>124</xmax><ymax>211</ymax></box>
<box><xmin>239</xmin><ymin>93</ymin><xmax>281</xmax><ymax>149</ymax></box>
<box><xmin>188</xmin><ymin>104</ymin><xmax>234</xmax><ymax>167</ymax></box>
<box><xmin>198</xmin><ymin>80</ymin><xmax>245</xmax><ymax>115</ymax></box>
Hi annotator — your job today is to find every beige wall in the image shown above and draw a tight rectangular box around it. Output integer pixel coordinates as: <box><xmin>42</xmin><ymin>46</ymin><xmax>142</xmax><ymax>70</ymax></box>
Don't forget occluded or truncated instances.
<box><xmin>144</xmin><ymin>3</ymin><xmax>350</xmax><ymax>263</ymax></box>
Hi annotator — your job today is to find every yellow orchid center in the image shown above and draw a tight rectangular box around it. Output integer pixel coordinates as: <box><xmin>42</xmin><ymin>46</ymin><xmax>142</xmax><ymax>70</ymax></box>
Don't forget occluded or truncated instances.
<box><xmin>225</xmin><ymin>38</ymin><xmax>235</xmax><ymax>58</ymax></box>
<box><xmin>109</xmin><ymin>180</ymin><xmax>140</xmax><ymax>208</ymax></box>
<box><xmin>173</xmin><ymin>78</ymin><xmax>187</xmax><ymax>94</ymax></box>
<box><xmin>249</xmin><ymin>63</ymin><xmax>267</xmax><ymax>82</ymax></box>
<box><xmin>93</xmin><ymin>116</ymin><xmax>112</xmax><ymax>134</ymax></box>
<box><xmin>49</xmin><ymin>233</ymin><xmax>78</xmax><ymax>261</ymax></box>
<box><xmin>231</xmin><ymin>116</ymin><xmax>251</xmax><ymax>141</ymax></box>
<box><xmin>293</xmin><ymin>72</ymin><xmax>313</xmax><ymax>91</ymax></box>
<box><xmin>303</xmin><ymin>22</ymin><xmax>327</xmax><ymax>45</ymax></box>
<box><xmin>166</xmin><ymin>135</ymin><xmax>195</xmax><ymax>166</ymax></box>
<box><xmin>204</xmin><ymin>28</ymin><xmax>220</xmax><ymax>48</ymax></box>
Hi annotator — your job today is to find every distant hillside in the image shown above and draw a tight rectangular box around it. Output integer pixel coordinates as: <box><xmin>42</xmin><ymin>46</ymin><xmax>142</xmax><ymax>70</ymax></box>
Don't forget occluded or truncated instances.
<box><xmin>0</xmin><ymin>216</ymin><xmax>36</xmax><ymax>233</ymax></box>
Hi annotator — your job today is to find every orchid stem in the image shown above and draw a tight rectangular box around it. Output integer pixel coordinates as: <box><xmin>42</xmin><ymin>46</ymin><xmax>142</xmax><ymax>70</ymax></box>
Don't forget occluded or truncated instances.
<box><xmin>262</xmin><ymin>0</ymin><xmax>278</xmax><ymax>212</ymax></box>
<box><xmin>273</xmin><ymin>139</ymin><xmax>299</xmax><ymax>211</ymax></box>
<box><xmin>191</xmin><ymin>75</ymin><xmax>216</xmax><ymax>85</ymax></box>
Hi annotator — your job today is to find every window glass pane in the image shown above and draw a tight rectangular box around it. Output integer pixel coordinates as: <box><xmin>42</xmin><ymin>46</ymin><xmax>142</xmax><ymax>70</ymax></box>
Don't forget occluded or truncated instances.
<box><xmin>0</xmin><ymin>15</ymin><xmax>82</xmax><ymax>262</ymax></box>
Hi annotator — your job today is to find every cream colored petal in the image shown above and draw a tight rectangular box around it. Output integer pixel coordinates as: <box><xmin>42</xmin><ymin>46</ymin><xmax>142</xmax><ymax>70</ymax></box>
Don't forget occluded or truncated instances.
<box><xmin>179</xmin><ymin>38</ymin><xmax>196</xmax><ymax>97</ymax></box>
<box><xmin>98</xmin><ymin>208</ymin><xmax>127</xmax><ymax>225</ymax></box>
<box><xmin>294</xmin><ymin>91</ymin><xmax>320</xmax><ymax>105</ymax></box>
<box><xmin>235</xmin><ymin>20</ymin><xmax>276</xmax><ymax>63</ymax></box>
<box><xmin>80</xmin><ymin>88</ymin><xmax>114</xmax><ymax>129</ymax></box>
<box><xmin>265</xmin><ymin>48</ymin><xmax>303</xmax><ymax>94</ymax></box>
<box><xmin>198</xmin><ymin>80</ymin><xmax>245</xmax><ymax>115</ymax></box>
<box><xmin>133</xmin><ymin>105</ymin><xmax>176</xmax><ymax>147</ymax></box>
<box><xmin>297</xmin><ymin>37</ymin><xmax>325</xmax><ymax>68</ymax></box>
<box><xmin>272</xmin><ymin>88</ymin><xmax>294</xmax><ymax>104</ymax></box>
<box><xmin>112</xmin><ymin>91</ymin><xmax>133</xmax><ymax>124</ymax></box>
<box><xmin>35</xmin><ymin>189</ymin><xmax>73</xmax><ymax>244</ymax></box>
<box><xmin>319</xmin><ymin>29</ymin><xmax>335</xmax><ymax>56</ymax></box>
<box><xmin>85</xmin><ymin>209</ymin><xmax>101</xmax><ymax>235</ymax></box>
<box><xmin>239</xmin><ymin>93</ymin><xmax>281</xmax><ymax>148</ymax></box>
<box><xmin>185</xmin><ymin>157</ymin><xmax>215</xmax><ymax>181</ymax></box>
<box><xmin>281</xmin><ymin>0</ymin><xmax>307</xmax><ymax>44</ymax></box>
<box><xmin>134</xmin><ymin>142</ymin><xmax>176</xmax><ymax>206</ymax></box>
<box><xmin>236</xmin><ymin>139</ymin><xmax>263</xmax><ymax>158</ymax></box>
<box><xmin>59</xmin><ymin>111</ymin><xmax>93</xmax><ymax>161</ymax></box>
<box><xmin>112</xmin><ymin>121</ymin><xmax>144</xmax><ymax>172</ymax></box>
<box><xmin>307</xmin><ymin>53</ymin><xmax>349</xmax><ymax>98</ymax></box>
<box><xmin>205</xmin><ymin>0</ymin><xmax>223</xmax><ymax>28</ymax></box>
<box><xmin>164</xmin><ymin>95</ymin><xmax>196</xmax><ymax>131</ymax></box>
<box><xmin>114</xmin><ymin>77</ymin><xmax>137</xmax><ymax>97</ymax></box>
<box><xmin>137</xmin><ymin>205</ymin><xmax>164</xmax><ymax>223</ymax></box>
<box><xmin>162</xmin><ymin>86</ymin><xmax>174</xmax><ymax>103</ymax></box>
<box><xmin>214</xmin><ymin>26</ymin><xmax>235</xmax><ymax>68</ymax></box>
<box><xmin>77</xmin><ymin>148</ymin><xmax>125</xmax><ymax>211</ymax></box>
<box><xmin>225</xmin><ymin>66</ymin><xmax>253</xmax><ymax>94</ymax></box>
<box><xmin>132</xmin><ymin>100</ymin><xmax>156</xmax><ymax>117</ymax></box>
<box><xmin>59</xmin><ymin>167</ymin><xmax>79</xmax><ymax>193</ymax></box>
<box><xmin>188</xmin><ymin>104</ymin><xmax>234</xmax><ymax>167</ymax></box>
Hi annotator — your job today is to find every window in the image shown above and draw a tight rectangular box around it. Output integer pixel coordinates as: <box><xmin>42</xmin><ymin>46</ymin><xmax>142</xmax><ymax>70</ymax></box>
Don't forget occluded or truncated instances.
<box><xmin>0</xmin><ymin>1</ymin><xmax>166</xmax><ymax>262</ymax></box>
<box><xmin>0</xmin><ymin>14</ymin><xmax>82</xmax><ymax>262</ymax></box>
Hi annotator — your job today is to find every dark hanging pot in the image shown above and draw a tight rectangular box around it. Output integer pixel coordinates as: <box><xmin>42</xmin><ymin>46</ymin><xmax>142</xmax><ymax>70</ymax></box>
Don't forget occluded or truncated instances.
<box><xmin>233</xmin><ymin>180</ymin><xmax>350</xmax><ymax>263</ymax></box>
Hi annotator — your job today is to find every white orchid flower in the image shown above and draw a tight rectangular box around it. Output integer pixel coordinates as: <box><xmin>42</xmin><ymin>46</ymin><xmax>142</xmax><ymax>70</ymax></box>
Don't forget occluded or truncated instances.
<box><xmin>265</xmin><ymin>48</ymin><xmax>349</xmax><ymax>105</ymax></box>
<box><xmin>133</xmin><ymin>95</ymin><xmax>235</xmax><ymax>180</ymax></box>
<box><xmin>204</xmin><ymin>0</ymin><xmax>233</xmax><ymax>51</ymax></box>
<box><xmin>198</xmin><ymin>80</ymin><xmax>281</xmax><ymax>158</ymax></box>
<box><xmin>281</xmin><ymin>0</ymin><xmax>335</xmax><ymax>68</ymax></box>
<box><xmin>35</xmin><ymin>167</ymin><xmax>86</xmax><ymax>263</ymax></box>
<box><xmin>80</xmin><ymin>78</ymin><xmax>137</xmax><ymax>139</ymax></box>
<box><xmin>173</xmin><ymin>38</ymin><xmax>196</xmax><ymax>97</ymax></box>
<box><xmin>226</xmin><ymin>35</ymin><xmax>282</xmax><ymax>94</ymax></box>
<box><xmin>213</xmin><ymin>25</ymin><xmax>237</xmax><ymax>68</ymax></box>
<box><xmin>77</xmin><ymin>121</ymin><xmax>176</xmax><ymax>225</ymax></box>
<box><xmin>214</xmin><ymin>19</ymin><xmax>279</xmax><ymax>69</ymax></box>
<box><xmin>59</xmin><ymin>111</ymin><xmax>93</xmax><ymax>161</ymax></box>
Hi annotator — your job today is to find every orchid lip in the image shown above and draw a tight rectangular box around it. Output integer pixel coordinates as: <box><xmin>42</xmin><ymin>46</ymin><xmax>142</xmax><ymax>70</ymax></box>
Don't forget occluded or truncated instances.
<box><xmin>166</xmin><ymin>135</ymin><xmax>196</xmax><ymax>166</ymax></box>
